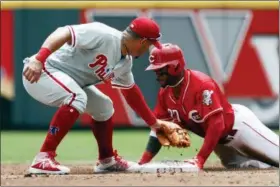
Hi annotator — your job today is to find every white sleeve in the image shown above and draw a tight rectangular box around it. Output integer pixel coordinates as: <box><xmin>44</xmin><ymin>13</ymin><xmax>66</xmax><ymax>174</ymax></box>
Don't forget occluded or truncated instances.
<box><xmin>111</xmin><ymin>58</ymin><xmax>135</xmax><ymax>89</ymax></box>
<box><xmin>111</xmin><ymin>71</ymin><xmax>135</xmax><ymax>89</ymax></box>
<box><xmin>66</xmin><ymin>22</ymin><xmax>106</xmax><ymax>49</ymax></box>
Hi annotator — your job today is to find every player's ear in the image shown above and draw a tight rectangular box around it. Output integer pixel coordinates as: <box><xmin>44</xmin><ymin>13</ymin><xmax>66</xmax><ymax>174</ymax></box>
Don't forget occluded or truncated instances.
<box><xmin>140</xmin><ymin>38</ymin><xmax>148</xmax><ymax>45</ymax></box>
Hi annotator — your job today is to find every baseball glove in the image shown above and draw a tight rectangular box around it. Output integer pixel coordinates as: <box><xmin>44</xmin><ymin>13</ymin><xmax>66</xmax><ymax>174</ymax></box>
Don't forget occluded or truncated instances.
<box><xmin>156</xmin><ymin>120</ymin><xmax>191</xmax><ymax>148</ymax></box>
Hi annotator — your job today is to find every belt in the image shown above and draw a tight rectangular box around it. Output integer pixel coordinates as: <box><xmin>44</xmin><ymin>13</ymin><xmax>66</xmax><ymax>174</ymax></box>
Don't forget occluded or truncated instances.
<box><xmin>219</xmin><ymin>129</ymin><xmax>237</xmax><ymax>144</ymax></box>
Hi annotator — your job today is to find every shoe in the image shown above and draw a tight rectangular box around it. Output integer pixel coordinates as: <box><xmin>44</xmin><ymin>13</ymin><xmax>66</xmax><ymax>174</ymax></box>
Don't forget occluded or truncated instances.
<box><xmin>94</xmin><ymin>150</ymin><xmax>136</xmax><ymax>173</ymax></box>
<box><xmin>28</xmin><ymin>152</ymin><xmax>70</xmax><ymax>174</ymax></box>
<box><xmin>240</xmin><ymin>160</ymin><xmax>272</xmax><ymax>169</ymax></box>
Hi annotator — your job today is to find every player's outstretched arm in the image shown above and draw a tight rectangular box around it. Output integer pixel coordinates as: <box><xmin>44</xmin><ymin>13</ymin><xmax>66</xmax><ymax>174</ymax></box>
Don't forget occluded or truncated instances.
<box><xmin>138</xmin><ymin>132</ymin><xmax>162</xmax><ymax>165</ymax></box>
<box><xmin>121</xmin><ymin>84</ymin><xmax>159</xmax><ymax>128</ymax></box>
<box><xmin>189</xmin><ymin>113</ymin><xmax>225</xmax><ymax>169</ymax></box>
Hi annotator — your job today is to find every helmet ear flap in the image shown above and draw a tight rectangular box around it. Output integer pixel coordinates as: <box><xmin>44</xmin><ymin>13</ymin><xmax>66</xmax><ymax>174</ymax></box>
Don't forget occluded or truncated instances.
<box><xmin>167</xmin><ymin>60</ymin><xmax>184</xmax><ymax>76</ymax></box>
<box><xmin>167</xmin><ymin>64</ymin><xmax>178</xmax><ymax>75</ymax></box>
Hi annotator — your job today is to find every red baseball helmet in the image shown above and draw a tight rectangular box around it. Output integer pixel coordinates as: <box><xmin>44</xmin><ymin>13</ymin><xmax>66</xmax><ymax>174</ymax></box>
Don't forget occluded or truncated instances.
<box><xmin>145</xmin><ymin>43</ymin><xmax>185</xmax><ymax>75</ymax></box>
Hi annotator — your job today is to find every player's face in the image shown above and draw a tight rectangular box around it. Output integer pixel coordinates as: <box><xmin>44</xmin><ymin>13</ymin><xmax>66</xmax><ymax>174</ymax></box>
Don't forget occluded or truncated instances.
<box><xmin>154</xmin><ymin>66</ymin><xmax>169</xmax><ymax>87</ymax></box>
<box><xmin>130</xmin><ymin>39</ymin><xmax>153</xmax><ymax>58</ymax></box>
<box><xmin>154</xmin><ymin>66</ymin><xmax>184</xmax><ymax>88</ymax></box>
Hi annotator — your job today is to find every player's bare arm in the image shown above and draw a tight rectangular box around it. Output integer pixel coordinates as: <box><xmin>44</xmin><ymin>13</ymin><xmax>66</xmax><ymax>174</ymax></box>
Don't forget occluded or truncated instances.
<box><xmin>23</xmin><ymin>27</ymin><xmax>71</xmax><ymax>83</ymax></box>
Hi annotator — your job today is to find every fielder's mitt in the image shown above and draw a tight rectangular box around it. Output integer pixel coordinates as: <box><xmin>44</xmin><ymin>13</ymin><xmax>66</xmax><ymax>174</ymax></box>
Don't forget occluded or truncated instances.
<box><xmin>156</xmin><ymin>120</ymin><xmax>191</xmax><ymax>148</ymax></box>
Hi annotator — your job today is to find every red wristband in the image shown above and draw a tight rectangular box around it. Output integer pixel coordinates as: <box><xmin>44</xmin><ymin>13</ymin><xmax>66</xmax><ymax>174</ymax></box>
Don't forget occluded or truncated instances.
<box><xmin>35</xmin><ymin>48</ymin><xmax>52</xmax><ymax>63</ymax></box>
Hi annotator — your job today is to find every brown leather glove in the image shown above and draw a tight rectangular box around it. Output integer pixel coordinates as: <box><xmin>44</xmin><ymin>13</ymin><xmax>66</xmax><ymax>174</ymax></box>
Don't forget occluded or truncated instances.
<box><xmin>156</xmin><ymin>120</ymin><xmax>191</xmax><ymax>148</ymax></box>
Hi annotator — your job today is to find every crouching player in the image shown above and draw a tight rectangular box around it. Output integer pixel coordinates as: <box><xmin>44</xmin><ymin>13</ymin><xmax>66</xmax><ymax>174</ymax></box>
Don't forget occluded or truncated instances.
<box><xmin>138</xmin><ymin>43</ymin><xmax>279</xmax><ymax>170</ymax></box>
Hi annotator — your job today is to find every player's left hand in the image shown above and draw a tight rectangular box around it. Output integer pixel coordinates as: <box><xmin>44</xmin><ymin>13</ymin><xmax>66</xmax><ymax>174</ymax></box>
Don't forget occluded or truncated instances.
<box><xmin>155</xmin><ymin>119</ymin><xmax>191</xmax><ymax>148</ymax></box>
<box><xmin>23</xmin><ymin>55</ymin><xmax>43</xmax><ymax>84</ymax></box>
<box><xmin>184</xmin><ymin>157</ymin><xmax>203</xmax><ymax>170</ymax></box>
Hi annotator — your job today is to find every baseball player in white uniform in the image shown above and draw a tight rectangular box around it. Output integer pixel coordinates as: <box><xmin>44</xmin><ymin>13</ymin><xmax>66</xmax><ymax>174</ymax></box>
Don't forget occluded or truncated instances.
<box><xmin>23</xmin><ymin>17</ymin><xmax>172</xmax><ymax>174</ymax></box>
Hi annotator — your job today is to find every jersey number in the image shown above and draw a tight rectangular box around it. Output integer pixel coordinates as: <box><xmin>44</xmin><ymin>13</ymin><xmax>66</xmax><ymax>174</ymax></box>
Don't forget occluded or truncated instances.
<box><xmin>167</xmin><ymin>109</ymin><xmax>181</xmax><ymax>122</ymax></box>
<box><xmin>88</xmin><ymin>54</ymin><xmax>108</xmax><ymax>80</ymax></box>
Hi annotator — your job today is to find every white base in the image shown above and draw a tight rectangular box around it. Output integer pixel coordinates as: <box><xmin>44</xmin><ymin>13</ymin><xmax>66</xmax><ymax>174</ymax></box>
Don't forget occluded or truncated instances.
<box><xmin>127</xmin><ymin>160</ymin><xmax>199</xmax><ymax>173</ymax></box>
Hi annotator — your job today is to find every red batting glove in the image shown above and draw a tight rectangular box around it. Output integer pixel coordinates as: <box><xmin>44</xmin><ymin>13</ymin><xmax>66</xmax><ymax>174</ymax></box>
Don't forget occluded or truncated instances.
<box><xmin>184</xmin><ymin>156</ymin><xmax>204</xmax><ymax>170</ymax></box>
<box><xmin>138</xmin><ymin>151</ymin><xmax>154</xmax><ymax>165</ymax></box>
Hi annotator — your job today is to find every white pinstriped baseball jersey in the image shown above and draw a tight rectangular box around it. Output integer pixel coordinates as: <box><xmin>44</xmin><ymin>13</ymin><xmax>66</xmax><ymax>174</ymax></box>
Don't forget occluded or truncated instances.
<box><xmin>46</xmin><ymin>22</ymin><xmax>135</xmax><ymax>89</ymax></box>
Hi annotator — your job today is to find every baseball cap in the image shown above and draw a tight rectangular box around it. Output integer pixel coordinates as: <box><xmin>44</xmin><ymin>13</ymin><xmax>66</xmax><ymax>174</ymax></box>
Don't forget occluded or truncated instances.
<box><xmin>129</xmin><ymin>17</ymin><xmax>162</xmax><ymax>48</ymax></box>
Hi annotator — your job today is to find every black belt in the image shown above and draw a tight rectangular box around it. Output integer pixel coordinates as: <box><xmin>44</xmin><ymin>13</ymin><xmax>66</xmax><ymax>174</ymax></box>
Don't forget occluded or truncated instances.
<box><xmin>219</xmin><ymin>129</ymin><xmax>237</xmax><ymax>144</ymax></box>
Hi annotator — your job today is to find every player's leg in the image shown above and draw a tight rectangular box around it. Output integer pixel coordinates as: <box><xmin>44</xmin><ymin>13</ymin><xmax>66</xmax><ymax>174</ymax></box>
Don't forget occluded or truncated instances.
<box><xmin>23</xmin><ymin>65</ymin><xmax>87</xmax><ymax>174</ymax></box>
<box><xmin>83</xmin><ymin>85</ymin><xmax>135</xmax><ymax>172</ymax></box>
<box><xmin>214</xmin><ymin>144</ymin><xmax>272</xmax><ymax>169</ymax></box>
<box><xmin>225</xmin><ymin>104</ymin><xmax>279</xmax><ymax>167</ymax></box>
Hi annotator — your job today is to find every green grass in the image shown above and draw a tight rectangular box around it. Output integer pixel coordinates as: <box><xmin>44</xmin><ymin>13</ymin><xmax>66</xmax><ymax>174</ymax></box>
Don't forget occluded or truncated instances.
<box><xmin>1</xmin><ymin>129</ymin><xmax>215</xmax><ymax>164</ymax></box>
<box><xmin>2</xmin><ymin>129</ymin><xmax>278</xmax><ymax>164</ymax></box>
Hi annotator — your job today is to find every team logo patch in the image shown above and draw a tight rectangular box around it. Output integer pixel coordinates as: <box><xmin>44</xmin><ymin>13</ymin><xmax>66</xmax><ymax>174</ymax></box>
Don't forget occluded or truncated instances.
<box><xmin>191</xmin><ymin>111</ymin><xmax>202</xmax><ymax>121</ymax></box>
<box><xmin>49</xmin><ymin>126</ymin><xmax>59</xmax><ymax>135</ymax></box>
<box><xmin>188</xmin><ymin>110</ymin><xmax>203</xmax><ymax>123</ymax></box>
<box><xmin>202</xmin><ymin>90</ymin><xmax>213</xmax><ymax>106</ymax></box>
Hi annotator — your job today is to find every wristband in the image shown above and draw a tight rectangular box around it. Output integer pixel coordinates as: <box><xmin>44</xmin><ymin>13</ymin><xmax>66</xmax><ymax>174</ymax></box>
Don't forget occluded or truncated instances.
<box><xmin>35</xmin><ymin>48</ymin><xmax>52</xmax><ymax>63</ymax></box>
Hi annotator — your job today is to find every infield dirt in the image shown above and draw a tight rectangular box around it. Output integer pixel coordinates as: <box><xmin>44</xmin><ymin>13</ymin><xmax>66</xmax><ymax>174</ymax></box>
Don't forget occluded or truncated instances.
<box><xmin>1</xmin><ymin>163</ymin><xmax>279</xmax><ymax>186</ymax></box>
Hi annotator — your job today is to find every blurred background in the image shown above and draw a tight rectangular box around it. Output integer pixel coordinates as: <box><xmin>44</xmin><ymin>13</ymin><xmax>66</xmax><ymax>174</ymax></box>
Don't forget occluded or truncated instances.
<box><xmin>0</xmin><ymin>1</ymin><xmax>279</xmax><ymax>163</ymax></box>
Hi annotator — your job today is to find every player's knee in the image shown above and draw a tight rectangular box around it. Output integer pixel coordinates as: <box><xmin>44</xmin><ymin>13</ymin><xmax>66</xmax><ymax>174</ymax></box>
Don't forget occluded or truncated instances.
<box><xmin>67</xmin><ymin>91</ymin><xmax>88</xmax><ymax>114</ymax></box>
<box><xmin>91</xmin><ymin>96</ymin><xmax>114</xmax><ymax>121</ymax></box>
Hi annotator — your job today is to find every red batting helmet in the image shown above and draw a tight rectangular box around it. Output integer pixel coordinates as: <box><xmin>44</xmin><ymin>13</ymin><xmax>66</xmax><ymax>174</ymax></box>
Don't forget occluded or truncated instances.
<box><xmin>145</xmin><ymin>43</ymin><xmax>185</xmax><ymax>75</ymax></box>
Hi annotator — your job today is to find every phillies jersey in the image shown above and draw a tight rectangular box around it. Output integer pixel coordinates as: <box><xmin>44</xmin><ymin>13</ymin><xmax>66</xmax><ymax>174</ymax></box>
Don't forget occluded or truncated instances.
<box><xmin>154</xmin><ymin>69</ymin><xmax>234</xmax><ymax>140</ymax></box>
<box><xmin>45</xmin><ymin>22</ymin><xmax>134</xmax><ymax>88</ymax></box>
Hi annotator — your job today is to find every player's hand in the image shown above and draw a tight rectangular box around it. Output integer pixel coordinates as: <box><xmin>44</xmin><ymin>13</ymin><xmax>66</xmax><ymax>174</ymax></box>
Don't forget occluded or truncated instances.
<box><xmin>151</xmin><ymin>119</ymin><xmax>178</xmax><ymax>130</ymax></box>
<box><xmin>23</xmin><ymin>55</ymin><xmax>43</xmax><ymax>84</ymax></box>
<box><xmin>150</xmin><ymin>119</ymin><xmax>163</xmax><ymax>132</ymax></box>
<box><xmin>152</xmin><ymin>119</ymin><xmax>191</xmax><ymax>148</ymax></box>
<box><xmin>184</xmin><ymin>157</ymin><xmax>203</xmax><ymax>170</ymax></box>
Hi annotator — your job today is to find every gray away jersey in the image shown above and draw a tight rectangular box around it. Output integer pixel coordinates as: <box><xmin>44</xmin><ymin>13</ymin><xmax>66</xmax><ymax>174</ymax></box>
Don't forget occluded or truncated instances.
<box><xmin>46</xmin><ymin>22</ymin><xmax>135</xmax><ymax>89</ymax></box>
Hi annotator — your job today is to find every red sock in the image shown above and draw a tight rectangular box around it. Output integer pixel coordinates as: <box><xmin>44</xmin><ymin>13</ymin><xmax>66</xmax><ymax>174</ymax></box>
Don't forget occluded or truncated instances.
<box><xmin>40</xmin><ymin>105</ymin><xmax>80</xmax><ymax>152</ymax></box>
<box><xmin>91</xmin><ymin>117</ymin><xmax>114</xmax><ymax>160</ymax></box>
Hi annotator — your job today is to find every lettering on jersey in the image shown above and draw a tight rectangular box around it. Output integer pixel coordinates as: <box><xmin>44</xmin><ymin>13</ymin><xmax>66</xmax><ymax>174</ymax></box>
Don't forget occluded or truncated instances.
<box><xmin>202</xmin><ymin>90</ymin><xmax>213</xmax><ymax>106</ymax></box>
<box><xmin>189</xmin><ymin>110</ymin><xmax>203</xmax><ymax>123</ymax></box>
<box><xmin>167</xmin><ymin>109</ymin><xmax>181</xmax><ymax>122</ymax></box>
<box><xmin>88</xmin><ymin>54</ymin><xmax>109</xmax><ymax>80</ymax></box>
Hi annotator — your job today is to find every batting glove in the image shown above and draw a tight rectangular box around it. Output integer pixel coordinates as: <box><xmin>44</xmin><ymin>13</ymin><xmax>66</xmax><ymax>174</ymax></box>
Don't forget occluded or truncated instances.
<box><xmin>184</xmin><ymin>156</ymin><xmax>204</xmax><ymax>170</ymax></box>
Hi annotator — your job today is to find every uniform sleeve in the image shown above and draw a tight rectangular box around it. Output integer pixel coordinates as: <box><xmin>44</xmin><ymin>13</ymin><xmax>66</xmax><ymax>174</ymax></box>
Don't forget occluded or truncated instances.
<box><xmin>154</xmin><ymin>91</ymin><xmax>172</xmax><ymax>121</ymax></box>
<box><xmin>196</xmin><ymin>112</ymin><xmax>225</xmax><ymax>167</ymax></box>
<box><xmin>194</xmin><ymin>81</ymin><xmax>223</xmax><ymax>122</ymax></box>
<box><xmin>111</xmin><ymin>59</ymin><xmax>135</xmax><ymax>89</ymax></box>
<box><xmin>111</xmin><ymin>71</ymin><xmax>135</xmax><ymax>89</ymax></box>
<box><xmin>66</xmin><ymin>22</ymin><xmax>107</xmax><ymax>49</ymax></box>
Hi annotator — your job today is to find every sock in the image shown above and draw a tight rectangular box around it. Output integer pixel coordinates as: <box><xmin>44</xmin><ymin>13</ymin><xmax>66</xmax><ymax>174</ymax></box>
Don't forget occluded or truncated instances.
<box><xmin>91</xmin><ymin>117</ymin><xmax>114</xmax><ymax>160</ymax></box>
<box><xmin>40</xmin><ymin>105</ymin><xmax>80</xmax><ymax>152</ymax></box>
